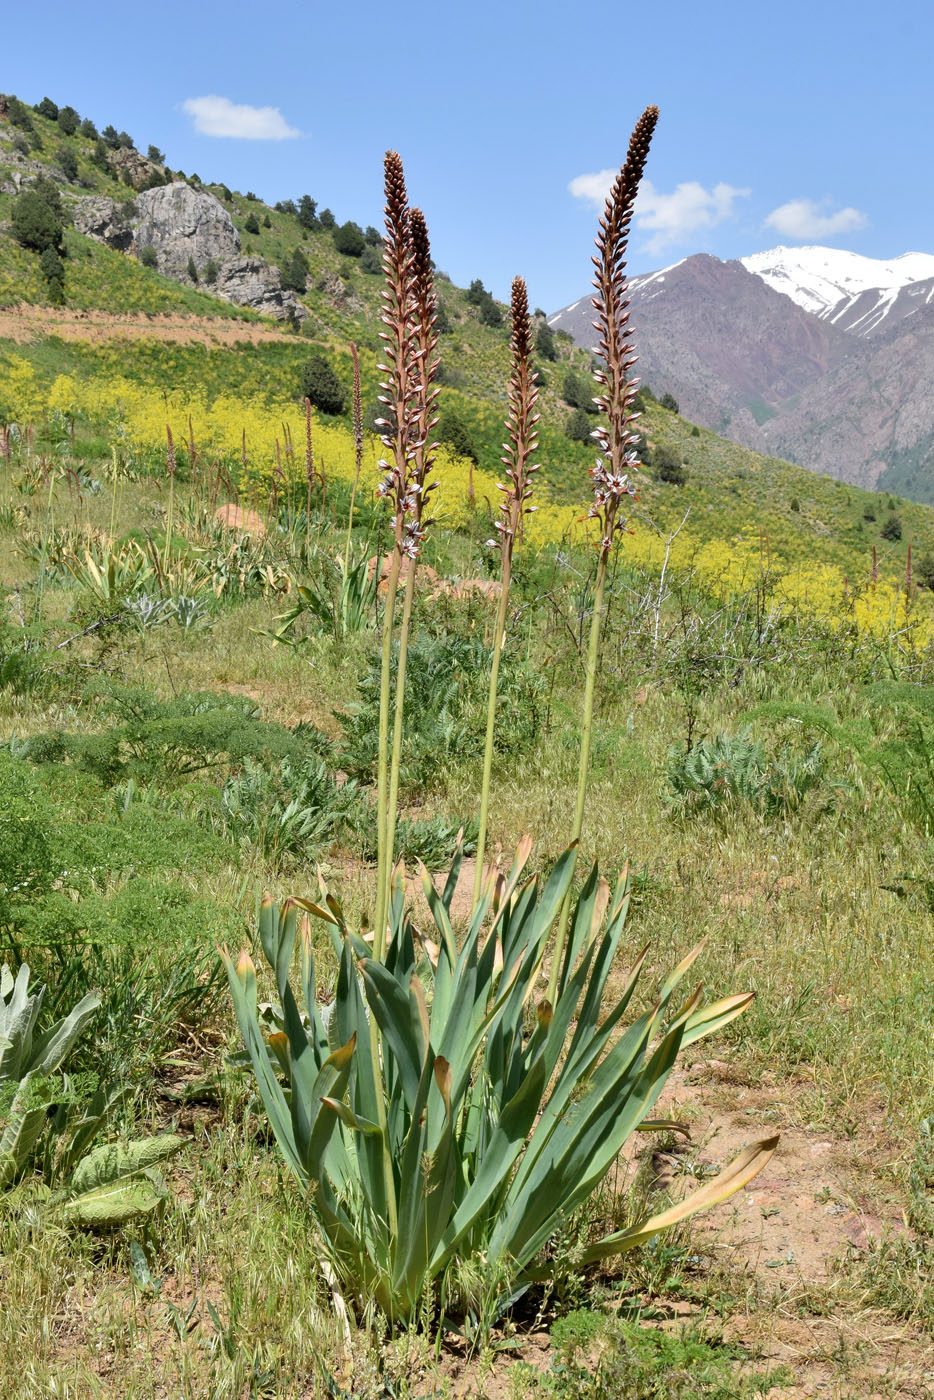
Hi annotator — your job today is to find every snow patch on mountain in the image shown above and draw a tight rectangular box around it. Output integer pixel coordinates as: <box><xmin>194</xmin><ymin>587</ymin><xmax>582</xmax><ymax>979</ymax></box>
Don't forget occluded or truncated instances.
<box><xmin>741</xmin><ymin>245</ymin><xmax>934</xmax><ymax>320</ymax></box>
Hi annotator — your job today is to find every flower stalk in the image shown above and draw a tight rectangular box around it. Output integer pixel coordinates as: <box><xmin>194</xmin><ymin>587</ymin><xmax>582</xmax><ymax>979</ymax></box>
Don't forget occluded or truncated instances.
<box><xmin>373</xmin><ymin>151</ymin><xmax>419</xmax><ymax>962</ymax></box>
<box><xmin>385</xmin><ymin>206</ymin><xmax>440</xmax><ymax>887</ymax></box>
<box><xmin>473</xmin><ymin>276</ymin><xmax>540</xmax><ymax>904</ymax></box>
<box><xmin>549</xmin><ymin>105</ymin><xmax>658</xmax><ymax>1002</ymax></box>
<box><xmin>163</xmin><ymin>424</ymin><xmax>177</xmax><ymax>576</ymax></box>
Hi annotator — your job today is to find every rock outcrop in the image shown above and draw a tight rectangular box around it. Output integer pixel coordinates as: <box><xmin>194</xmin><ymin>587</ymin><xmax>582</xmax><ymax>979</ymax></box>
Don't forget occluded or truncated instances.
<box><xmin>71</xmin><ymin>196</ymin><xmax>136</xmax><ymax>251</ymax></box>
<box><xmin>132</xmin><ymin>182</ymin><xmax>241</xmax><ymax>275</ymax></box>
<box><xmin>70</xmin><ymin>181</ymin><xmax>306</xmax><ymax>322</ymax></box>
<box><xmin>214</xmin><ymin>256</ymin><xmax>307</xmax><ymax>323</ymax></box>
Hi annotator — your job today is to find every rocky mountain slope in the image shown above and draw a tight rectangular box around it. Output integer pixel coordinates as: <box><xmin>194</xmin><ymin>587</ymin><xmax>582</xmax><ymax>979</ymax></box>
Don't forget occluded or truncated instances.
<box><xmin>549</xmin><ymin>246</ymin><xmax>934</xmax><ymax>501</ymax></box>
<box><xmin>73</xmin><ymin>183</ymin><xmax>307</xmax><ymax>321</ymax></box>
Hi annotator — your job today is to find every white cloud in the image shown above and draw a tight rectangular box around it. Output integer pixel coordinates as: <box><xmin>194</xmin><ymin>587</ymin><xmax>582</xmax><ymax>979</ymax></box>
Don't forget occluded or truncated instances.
<box><xmin>568</xmin><ymin>168</ymin><xmax>618</xmax><ymax>207</ymax></box>
<box><xmin>181</xmin><ymin>95</ymin><xmax>300</xmax><ymax>140</ymax></box>
<box><xmin>568</xmin><ymin>171</ymin><xmax>749</xmax><ymax>251</ymax></box>
<box><xmin>635</xmin><ymin>180</ymin><xmax>749</xmax><ymax>252</ymax></box>
<box><xmin>764</xmin><ymin>198</ymin><xmax>867</xmax><ymax>240</ymax></box>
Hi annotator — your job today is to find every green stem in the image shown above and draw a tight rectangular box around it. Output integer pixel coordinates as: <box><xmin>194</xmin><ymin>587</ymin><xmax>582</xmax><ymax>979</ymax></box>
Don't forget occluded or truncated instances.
<box><xmin>386</xmin><ymin>560</ymin><xmax>416</xmax><ymax>901</ymax></box>
<box><xmin>342</xmin><ymin>456</ymin><xmax>362</xmax><ymax>578</ymax></box>
<box><xmin>472</xmin><ymin>556</ymin><xmax>512</xmax><ymax>905</ymax></box>
<box><xmin>373</xmin><ymin>542</ymin><xmax>403</xmax><ymax>961</ymax></box>
<box><xmin>34</xmin><ymin>470</ymin><xmax>56</xmax><ymax>629</ymax></box>
<box><xmin>548</xmin><ymin>547</ymin><xmax>608</xmax><ymax>1003</ymax></box>
<box><xmin>370</xmin><ymin>535</ymin><xmax>403</xmax><ymax>1241</ymax></box>
<box><xmin>163</xmin><ymin>472</ymin><xmax>175</xmax><ymax>578</ymax></box>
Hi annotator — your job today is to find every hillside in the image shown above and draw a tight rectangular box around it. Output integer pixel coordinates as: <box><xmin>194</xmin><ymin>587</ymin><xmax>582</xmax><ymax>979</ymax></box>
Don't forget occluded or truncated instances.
<box><xmin>3</xmin><ymin>88</ymin><xmax>934</xmax><ymax>591</ymax></box>
<box><xmin>550</xmin><ymin>246</ymin><xmax>934</xmax><ymax>504</ymax></box>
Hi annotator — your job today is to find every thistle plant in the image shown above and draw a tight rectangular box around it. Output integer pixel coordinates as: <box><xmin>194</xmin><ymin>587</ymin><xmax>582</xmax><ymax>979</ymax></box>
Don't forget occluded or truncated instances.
<box><xmin>473</xmin><ymin>276</ymin><xmax>540</xmax><ymax>902</ymax></box>
<box><xmin>550</xmin><ymin>104</ymin><xmax>658</xmax><ymax>1001</ymax></box>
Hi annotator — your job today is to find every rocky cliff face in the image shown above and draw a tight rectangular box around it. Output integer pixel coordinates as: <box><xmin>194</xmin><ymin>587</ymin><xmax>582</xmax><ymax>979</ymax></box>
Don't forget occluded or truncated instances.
<box><xmin>71</xmin><ymin>182</ymin><xmax>305</xmax><ymax>322</ymax></box>
<box><xmin>132</xmin><ymin>182</ymin><xmax>241</xmax><ymax>274</ymax></box>
<box><xmin>213</xmin><ymin>256</ymin><xmax>306</xmax><ymax>322</ymax></box>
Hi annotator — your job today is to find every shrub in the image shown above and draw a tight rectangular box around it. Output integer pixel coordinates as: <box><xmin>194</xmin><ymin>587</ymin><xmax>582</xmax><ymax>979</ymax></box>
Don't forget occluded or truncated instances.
<box><xmin>139</xmin><ymin>245</ymin><xmax>157</xmax><ymax>269</ymax></box>
<box><xmin>56</xmin><ymin>145</ymin><xmax>79</xmax><ymax>181</ymax></box>
<box><xmin>299</xmin><ymin>355</ymin><xmax>346</xmax><ymax>415</ymax></box>
<box><xmin>340</xmin><ymin>632</ymin><xmax>544</xmax><ymax>794</ymax></box>
<box><xmin>244</xmin><ymin>212</ymin><xmax>260</xmax><ymax>235</ymax></box>
<box><xmin>204</xmin><ymin>257</ymin><xmax>219</xmax><ymax>284</ymax></box>
<box><xmin>357</xmin><ymin>245</ymin><xmax>379</xmax><ymax>275</ymax></box>
<box><xmin>281</xmin><ymin>247</ymin><xmax>309</xmax><ymax>293</ymax></box>
<box><xmin>666</xmin><ymin>729</ymin><xmax>829</xmax><ymax>819</ymax></box>
<box><xmin>333</xmin><ymin>221</ymin><xmax>365</xmax><ymax>257</ymax></box>
<box><xmin>186</xmin><ymin>255</ymin><xmax>198</xmax><ymax>282</ymax></box>
<box><xmin>478</xmin><ymin>295</ymin><xmax>503</xmax><ymax>326</ymax></box>
<box><xmin>38</xmin><ymin>247</ymin><xmax>65</xmax><ymax>303</ymax></box>
<box><xmin>297</xmin><ymin>194</ymin><xmax>318</xmax><ymax>228</ymax></box>
<box><xmin>57</xmin><ymin>105</ymin><xmax>79</xmax><ymax>136</ymax></box>
<box><xmin>221</xmin><ymin>755</ymin><xmax>359</xmax><ymax>865</ymax></box>
<box><xmin>881</xmin><ymin>513</ymin><xmax>903</xmax><ymax>541</ymax></box>
<box><xmin>565</xmin><ymin>408</ymin><xmax>593</xmax><ymax>443</ymax></box>
<box><xmin>654</xmin><ymin>446</ymin><xmax>687</xmax><ymax>485</ymax></box>
<box><xmin>11</xmin><ymin>179</ymin><xmax>65</xmax><ymax>254</ymax></box>
<box><xmin>562</xmin><ymin>369</ymin><xmax>597</xmax><ymax>414</ymax></box>
<box><xmin>660</xmin><ymin>391</ymin><xmax>680</xmax><ymax>414</ymax></box>
<box><xmin>916</xmin><ymin>549</ymin><xmax>934</xmax><ymax>591</ymax></box>
<box><xmin>536</xmin><ymin>321</ymin><xmax>557</xmax><ymax>361</ymax></box>
<box><xmin>7</xmin><ymin>96</ymin><xmax>34</xmax><ymax>132</ymax></box>
<box><xmin>439</xmin><ymin>408</ymin><xmax>478</xmax><ymax>462</ymax></box>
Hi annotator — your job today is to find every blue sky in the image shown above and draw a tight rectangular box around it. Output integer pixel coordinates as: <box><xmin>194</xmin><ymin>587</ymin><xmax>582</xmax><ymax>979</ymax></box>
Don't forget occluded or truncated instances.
<box><xmin>4</xmin><ymin>0</ymin><xmax>932</xmax><ymax>310</ymax></box>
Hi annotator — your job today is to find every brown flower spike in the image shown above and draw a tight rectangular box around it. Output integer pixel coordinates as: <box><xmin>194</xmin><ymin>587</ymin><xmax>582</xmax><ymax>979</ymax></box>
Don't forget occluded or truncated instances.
<box><xmin>375</xmin><ymin>151</ymin><xmax>420</xmax><ymax>544</ymax></box>
<box><xmin>494</xmin><ymin>277</ymin><xmax>540</xmax><ymax>555</ymax></box>
<box><xmin>404</xmin><ymin>205</ymin><xmax>441</xmax><ymax>556</ymax></box>
<box><xmin>589</xmin><ymin>105</ymin><xmax>659</xmax><ymax>551</ymax></box>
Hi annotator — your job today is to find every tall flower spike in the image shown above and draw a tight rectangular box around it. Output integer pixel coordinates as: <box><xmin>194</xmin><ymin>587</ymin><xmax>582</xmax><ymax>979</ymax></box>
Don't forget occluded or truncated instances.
<box><xmin>589</xmin><ymin>105</ymin><xmax>658</xmax><ymax>552</ymax></box>
<box><xmin>496</xmin><ymin>276</ymin><xmax>540</xmax><ymax>555</ymax></box>
<box><xmin>376</xmin><ymin>151</ymin><xmax>419</xmax><ymax>537</ymax></box>
<box><xmin>404</xmin><ymin>206</ymin><xmax>441</xmax><ymax>558</ymax></box>
<box><xmin>472</xmin><ymin>274</ymin><xmax>540</xmax><ymax>906</ymax></box>
<box><xmin>550</xmin><ymin>105</ymin><xmax>659</xmax><ymax>1002</ymax></box>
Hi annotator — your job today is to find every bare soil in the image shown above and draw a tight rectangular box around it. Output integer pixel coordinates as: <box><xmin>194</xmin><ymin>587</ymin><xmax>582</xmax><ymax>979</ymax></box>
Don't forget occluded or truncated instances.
<box><xmin>0</xmin><ymin>301</ymin><xmax>296</xmax><ymax>347</ymax></box>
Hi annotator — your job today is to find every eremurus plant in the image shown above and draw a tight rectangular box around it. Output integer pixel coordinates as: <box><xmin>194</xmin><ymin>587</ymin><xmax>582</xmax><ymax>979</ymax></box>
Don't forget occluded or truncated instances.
<box><xmin>473</xmin><ymin>276</ymin><xmax>540</xmax><ymax>904</ymax></box>
<box><xmin>225</xmin><ymin>112</ymin><xmax>778</xmax><ymax>1326</ymax></box>
<box><xmin>550</xmin><ymin>104</ymin><xmax>659</xmax><ymax>1002</ymax></box>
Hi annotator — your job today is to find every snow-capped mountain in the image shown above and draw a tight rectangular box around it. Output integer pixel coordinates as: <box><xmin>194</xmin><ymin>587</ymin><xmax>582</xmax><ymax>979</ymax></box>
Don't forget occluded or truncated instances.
<box><xmin>740</xmin><ymin>246</ymin><xmax>934</xmax><ymax>337</ymax></box>
<box><xmin>548</xmin><ymin>245</ymin><xmax>934</xmax><ymax>499</ymax></box>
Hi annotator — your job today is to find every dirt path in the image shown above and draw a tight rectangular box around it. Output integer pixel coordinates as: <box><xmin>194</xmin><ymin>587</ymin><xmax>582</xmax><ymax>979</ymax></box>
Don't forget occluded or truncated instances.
<box><xmin>0</xmin><ymin>301</ymin><xmax>296</xmax><ymax>347</ymax></box>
